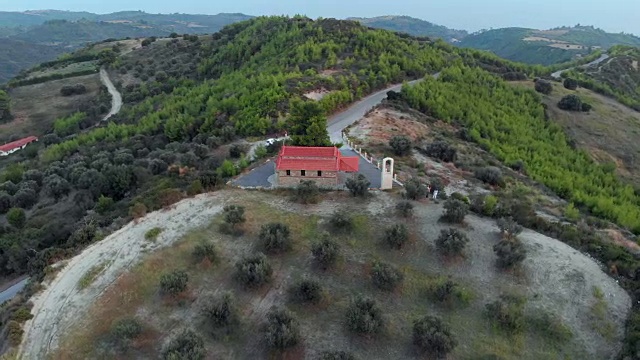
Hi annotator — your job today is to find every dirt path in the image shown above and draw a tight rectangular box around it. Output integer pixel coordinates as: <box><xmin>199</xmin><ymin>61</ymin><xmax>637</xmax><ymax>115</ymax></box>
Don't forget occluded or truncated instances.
<box><xmin>99</xmin><ymin>67</ymin><xmax>122</xmax><ymax>121</ymax></box>
<box><xmin>18</xmin><ymin>192</ymin><xmax>229</xmax><ymax>360</ymax></box>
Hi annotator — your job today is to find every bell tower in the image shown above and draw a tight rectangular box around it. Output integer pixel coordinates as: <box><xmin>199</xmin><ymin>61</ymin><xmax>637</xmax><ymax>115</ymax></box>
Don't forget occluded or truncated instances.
<box><xmin>381</xmin><ymin>157</ymin><xmax>394</xmax><ymax>190</ymax></box>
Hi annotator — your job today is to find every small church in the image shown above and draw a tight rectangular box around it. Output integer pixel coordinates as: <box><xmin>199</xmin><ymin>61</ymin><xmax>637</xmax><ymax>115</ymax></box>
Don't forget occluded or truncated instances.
<box><xmin>275</xmin><ymin>146</ymin><xmax>360</xmax><ymax>187</ymax></box>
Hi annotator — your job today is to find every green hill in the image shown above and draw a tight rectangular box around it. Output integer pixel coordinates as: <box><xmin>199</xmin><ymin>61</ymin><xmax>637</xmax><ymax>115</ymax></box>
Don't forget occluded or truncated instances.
<box><xmin>459</xmin><ymin>26</ymin><xmax>640</xmax><ymax>65</ymax></box>
<box><xmin>562</xmin><ymin>45</ymin><xmax>640</xmax><ymax>110</ymax></box>
<box><xmin>348</xmin><ymin>15</ymin><xmax>468</xmax><ymax>42</ymax></box>
<box><xmin>0</xmin><ymin>11</ymin><xmax>253</xmax><ymax>83</ymax></box>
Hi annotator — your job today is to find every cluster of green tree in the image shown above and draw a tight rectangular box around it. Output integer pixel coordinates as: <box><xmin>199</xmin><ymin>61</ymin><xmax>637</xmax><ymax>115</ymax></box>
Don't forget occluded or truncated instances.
<box><xmin>7</xmin><ymin>68</ymin><xmax>99</xmax><ymax>88</ymax></box>
<box><xmin>53</xmin><ymin>112</ymin><xmax>87</xmax><ymax>137</ymax></box>
<box><xmin>0</xmin><ymin>89</ymin><xmax>10</xmax><ymax>123</ymax></box>
<box><xmin>60</xmin><ymin>83</ymin><xmax>87</xmax><ymax>96</ymax></box>
<box><xmin>400</xmin><ymin>65</ymin><xmax>640</xmax><ymax>232</ymax></box>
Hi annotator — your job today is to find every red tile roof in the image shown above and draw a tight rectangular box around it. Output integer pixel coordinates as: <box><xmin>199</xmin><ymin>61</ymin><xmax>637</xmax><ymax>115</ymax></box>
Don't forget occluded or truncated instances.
<box><xmin>276</xmin><ymin>146</ymin><xmax>359</xmax><ymax>172</ymax></box>
<box><xmin>0</xmin><ymin>136</ymin><xmax>38</xmax><ymax>153</ymax></box>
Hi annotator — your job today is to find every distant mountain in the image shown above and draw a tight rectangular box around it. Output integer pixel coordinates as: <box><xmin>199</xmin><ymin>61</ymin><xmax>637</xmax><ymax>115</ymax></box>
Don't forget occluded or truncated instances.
<box><xmin>0</xmin><ymin>11</ymin><xmax>253</xmax><ymax>83</ymax></box>
<box><xmin>348</xmin><ymin>16</ymin><xmax>468</xmax><ymax>42</ymax></box>
<box><xmin>458</xmin><ymin>26</ymin><xmax>640</xmax><ymax>65</ymax></box>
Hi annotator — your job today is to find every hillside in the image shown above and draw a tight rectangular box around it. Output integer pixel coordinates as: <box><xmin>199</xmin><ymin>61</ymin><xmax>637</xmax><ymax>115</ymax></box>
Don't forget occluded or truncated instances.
<box><xmin>348</xmin><ymin>15</ymin><xmax>468</xmax><ymax>42</ymax></box>
<box><xmin>0</xmin><ymin>11</ymin><xmax>253</xmax><ymax>83</ymax></box>
<box><xmin>0</xmin><ymin>39</ymin><xmax>65</xmax><ymax>83</ymax></box>
<box><xmin>2</xmin><ymin>16</ymin><xmax>640</xmax><ymax>359</ymax></box>
<box><xmin>459</xmin><ymin>26</ymin><xmax>640</xmax><ymax>65</ymax></box>
<box><xmin>562</xmin><ymin>45</ymin><xmax>640</xmax><ymax>110</ymax></box>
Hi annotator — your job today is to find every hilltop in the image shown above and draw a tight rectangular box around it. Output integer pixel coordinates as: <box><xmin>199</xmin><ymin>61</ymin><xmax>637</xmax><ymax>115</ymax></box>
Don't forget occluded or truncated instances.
<box><xmin>1</xmin><ymin>16</ymin><xmax>640</xmax><ymax>359</ymax></box>
<box><xmin>348</xmin><ymin>15</ymin><xmax>468</xmax><ymax>42</ymax></box>
<box><xmin>458</xmin><ymin>26</ymin><xmax>640</xmax><ymax>65</ymax></box>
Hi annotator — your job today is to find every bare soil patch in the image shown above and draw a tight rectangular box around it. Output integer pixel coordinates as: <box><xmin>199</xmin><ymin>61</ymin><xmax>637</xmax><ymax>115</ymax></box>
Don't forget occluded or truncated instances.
<box><xmin>304</xmin><ymin>88</ymin><xmax>332</xmax><ymax>101</ymax></box>
<box><xmin>40</xmin><ymin>190</ymin><xmax>630</xmax><ymax>360</ymax></box>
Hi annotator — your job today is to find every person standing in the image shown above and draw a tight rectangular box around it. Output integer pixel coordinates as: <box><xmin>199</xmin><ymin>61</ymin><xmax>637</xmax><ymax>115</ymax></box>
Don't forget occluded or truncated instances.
<box><xmin>433</xmin><ymin>187</ymin><xmax>439</xmax><ymax>200</ymax></box>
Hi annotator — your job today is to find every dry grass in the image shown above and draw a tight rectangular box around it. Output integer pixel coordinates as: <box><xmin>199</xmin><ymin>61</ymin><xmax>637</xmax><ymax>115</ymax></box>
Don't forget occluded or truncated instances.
<box><xmin>52</xmin><ymin>192</ymin><xmax>596</xmax><ymax>359</ymax></box>
<box><xmin>2</xmin><ymin>74</ymin><xmax>102</xmax><ymax>141</ymax></box>
<box><xmin>510</xmin><ymin>80</ymin><xmax>640</xmax><ymax>183</ymax></box>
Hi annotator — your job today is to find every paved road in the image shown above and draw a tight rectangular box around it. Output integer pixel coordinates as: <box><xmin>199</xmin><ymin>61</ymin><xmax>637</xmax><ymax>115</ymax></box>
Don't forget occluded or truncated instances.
<box><xmin>0</xmin><ymin>277</ymin><xmax>28</xmax><ymax>304</ymax></box>
<box><xmin>231</xmin><ymin>161</ymin><xmax>275</xmax><ymax>188</ymax></box>
<box><xmin>551</xmin><ymin>53</ymin><xmax>610</xmax><ymax>79</ymax></box>
<box><xmin>99</xmin><ymin>68</ymin><xmax>123</xmax><ymax>121</ymax></box>
<box><xmin>327</xmin><ymin>80</ymin><xmax>421</xmax><ymax>143</ymax></box>
<box><xmin>340</xmin><ymin>149</ymin><xmax>382</xmax><ymax>188</ymax></box>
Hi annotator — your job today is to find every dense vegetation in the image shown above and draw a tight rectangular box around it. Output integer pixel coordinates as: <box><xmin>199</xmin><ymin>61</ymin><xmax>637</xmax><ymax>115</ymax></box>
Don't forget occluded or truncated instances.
<box><xmin>459</xmin><ymin>26</ymin><xmax>640</xmax><ymax>65</ymax></box>
<box><xmin>0</xmin><ymin>11</ymin><xmax>253</xmax><ymax>83</ymax></box>
<box><xmin>401</xmin><ymin>66</ymin><xmax>640</xmax><ymax>232</ymax></box>
<box><xmin>562</xmin><ymin>45</ymin><xmax>640</xmax><ymax>111</ymax></box>
<box><xmin>349</xmin><ymin>15</ymin><xmax>468</xmax><ymax>42</ymax></box>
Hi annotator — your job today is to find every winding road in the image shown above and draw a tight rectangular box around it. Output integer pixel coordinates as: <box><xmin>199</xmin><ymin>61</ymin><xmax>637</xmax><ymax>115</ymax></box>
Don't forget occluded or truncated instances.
<box><xmin>99</xmin><ymin>68</ymin><xmax>122</xmax><ymax>121</ymax></box>
<box><xmin>551</xmin><ymin>53</ymin><xmax>610</xmax><ymax>79</ymax></box>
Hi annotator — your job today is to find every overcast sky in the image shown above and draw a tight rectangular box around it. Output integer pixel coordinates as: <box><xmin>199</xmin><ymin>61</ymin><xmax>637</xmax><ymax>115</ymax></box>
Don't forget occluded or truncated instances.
<box><xmin>4</xmin><ymin>0</ymin><xmax>639</xmax><ymax>35</ymax></box>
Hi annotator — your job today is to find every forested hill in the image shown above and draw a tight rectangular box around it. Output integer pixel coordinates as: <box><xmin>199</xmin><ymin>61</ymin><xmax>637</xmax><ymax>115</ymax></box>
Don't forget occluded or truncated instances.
<box><xmin>458</xmin><ymin>26</ymin><xmax>640</xmax><ymax>65</ymax></box>
<box><xmin>0</xmin><ymin>11</ymin><xmax>253</xmax><ymax>82</ymax></box>
<box><xmin>562</xmin><ymin>45</ymin><xmax>640</xmax><ymax>110</ymax></box>
<box><xmin>348</xmin><ymin>15</ymin><xmax>468</xmax><ymax>42</ymax></box>
<box><xmin>0</xmin><ymin>16</ymin><xmax>527</xmax><ymax>279</ymax></box>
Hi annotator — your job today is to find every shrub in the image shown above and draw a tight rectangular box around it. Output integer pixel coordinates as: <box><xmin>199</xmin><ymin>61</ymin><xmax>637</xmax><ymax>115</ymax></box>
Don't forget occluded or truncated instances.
<box><xmin>329</xmin><ymin>209</ymin><xmax>353</xmax><ymax>232</ymax></box>
<box><xmin>383</xmin><ymin>223</ymin><xmax>409</xmax><ymax>249</ymax></box>
<box><xmin>60</xmin><ymin>83</ymin><xmax>87</xmax><ymax>96</ymax></box>
<box><xmin>223</xmin><ymin>204</ymin><xmax>246</xmax><ymax>231</ymax></box>
<box><xmin>111</xmin><ymin>318</ymin><xmax>143</xmax><ymax>343</ymax></box>
<box><xmin>7</xmin><ymin>207</ymin><xmax>26</xmax><ymax>228</ymax></box>
<box><xmin>162</xmin><ymin>329</ymin><xmax>206</xmax><ymax>360</ymax></box>
<box><xmin>496</xmin><ymin>217</ymin><xmax>523</xmax><ymax>238</ymax></box>
<box><xmin>558</xmin><ymin>94</ymin><xmax>591</xmax><ymax>112</ymax></box>
<box><xmin>485</xmin><ymin>294</ymin><xmax>526</xmax><ymax>332</ymax></box>
<box><xmin>371</xmin><ymin>261</ymin><xmax>404</xmax><ymax>291</ymax></box>
<box><xmin>7</xmin><ymin>320</ymin><xmax>23</xmax><ymax>346</ymax></box>
<box><xmin>529</xmin><ymin>311</ymin><xmax>573</xmax><ymax>344</ymax></box>
<box><xmin>187</xmin><ymin>179</ymin><xmax>203</xmax><ymax>196</ymax></box>
<box><xmin>581</xmin><ymin>102</ymin><xmax>592</xmax><ymax>112</ymax></box>
<box><xmin>96</xmin><ymin>195</ymin><xmax>115</xmax><ymax>214</ymax></box>
<box><xmin>563</xmin><ymin>78</ymin><xmax>578</xmax><ymax>90</ymax></box>
<box><xmin>389</xmin><ymin>135</ymin><xmax>412</xmax><ymax>156</ymax></box>
<box><xmin>264</xmin><ymin>309</ymin><xmax>300</xmax><ymax>350</ymax></box>
<box><xmin>422</xmin><ymin>141</ymin><xmax>457</xmax><ymax>162</ymax></box>
<box><xmin>534</xmin><ymin>79</ymin><xmax>552</xmax><ymax>95</ymax></box>
<box><xmin>311</xmin><ymin>234</ymin><xmax>339</xmax><ymax>269</ymax></box>
<box><xmin>436</xmin><ymin>228</ymin><xmax>469</xmax><ymax>256</ymax></box>
<box><xmin>229</xmin><ymin>144</ymin><xmax>244</xmax><ymax>158</ymax></box>
<box><xmin>192</xmin><ymin>241</ymin><xmax>217</xmax><ymax>263</ymax></box>
<box><xmin>475</xmin><ymin>166</ymin><xmax>503</xmax><ymax>186</ymax></box>
<box><xmin>346</xmin><ymin>296</ymin><xmax>384</xmax><ymax>334</ymax></box>
<box><xmin>159</xmin><ymin>270</ymin><xmax>189</xmax><ymax>295</ymax></box>
<box><xmin>404</xmin><ymin>177</ymin><xmax>428</xmax><ymax>200</ymax></box>
<box><xmin>413</xmin><ymin>315</ymin><xmax>457</xmax><ymax>356</ymax></box>
<box><xmin>345</xmin><ymin>174</ymin><xmax>370</xmax><ymax>197</ymax></box>
<box><xmin>493</xmin><ymin>239</ymin><xmax>527</xmax><ymax>269</ymax></box>
<box><xmin>290</xmin><ymin>279</ymin><xmax>323</xmax><ymax>304</ymax></box>
<box><xmin>564</xmin><ymin>203</ymin><xmax>580</xmax><ymax>221</ymax></box>
<box><xmin>294</xmin><ymin>180</ymin><xmax>319</xmax><ymax>204</ymax></box>
<box><xmin>319</xmin><ymin>351</ymin><xmax>357</xmax><ymax>360</ymax></box>
<box><xmin>129</xmin><ymin>202</ymin><xmax>147</xmax><ymax>219</ymax></box>
<box><xmin>434</xmin><ymin>279</ymin><xmax>457</xmax><ymax>302</ymax></box>
<box><xmin>260</xmin><ymin>222</ymin><xmax>292</xmax><ymax>253</ymax></box>
<box><xmin>202</xmin><ymin>292</ymin><xmax>237</xmax><ymax>328</ymax></box>
<box><xmin>450</xmin><ymin>192</ymin><xmax>470</xmax><ymax>204</ymax></box>
<box><xmin>145</xmin><ymin>227</ymin><xmax>162</xmax><ymax>241</ymax></box>
<box><xmin>0</xmin><ymin>191</ymin><xmax>11</xmax><ymax>213</ymax></box>
<box><xmin>442</xmin><ymin>198</ymin><xmax>469</xmax><ymax>224</ymax></box>
<box><xmin>396</xmin><ymin>201</ymin><xmax>414</xmax><ymax>218</ymax></box>
<box><xmin>235</xmin><ymin>253</ymin><xmax>272</xmax><ymax>288</ymax></box>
